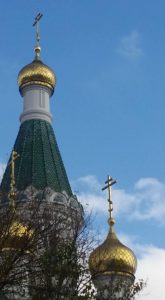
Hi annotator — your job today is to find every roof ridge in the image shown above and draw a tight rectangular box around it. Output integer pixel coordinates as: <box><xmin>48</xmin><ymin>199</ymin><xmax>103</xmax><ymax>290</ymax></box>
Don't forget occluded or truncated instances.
<box><xmin>41</xmin><ymin>120</ymin><xmax>49</xmax><ymax>187</ymax></box>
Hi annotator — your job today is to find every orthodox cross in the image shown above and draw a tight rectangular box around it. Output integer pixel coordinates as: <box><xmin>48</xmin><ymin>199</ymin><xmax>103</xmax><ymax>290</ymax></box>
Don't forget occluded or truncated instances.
<box><xmin>102</xmin><ymin>175</ymin><xmax>117</xmax><ymax>225</ymax></box>
<box><xmin>33</xmin><ymin>13</ymin><xmax>43</xmax><ymax>48</ymax></box>
<box><xmin>8</xmin><ymin>151</ymin><xmax>19</xmax><ymax>208</ymax></box>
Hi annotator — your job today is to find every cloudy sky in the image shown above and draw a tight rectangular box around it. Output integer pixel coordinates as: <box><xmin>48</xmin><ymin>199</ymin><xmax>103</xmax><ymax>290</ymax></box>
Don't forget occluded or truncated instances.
<box><xmin>0</xmin><ymin>1</ymin><xmax>165</xmax><ymax>298</ymax></box>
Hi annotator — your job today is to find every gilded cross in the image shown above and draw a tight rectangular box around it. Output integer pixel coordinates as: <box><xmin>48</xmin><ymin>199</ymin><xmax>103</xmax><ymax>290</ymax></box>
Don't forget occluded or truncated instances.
<box><xmin>33</xmin><ymin>13</ymin><xmax>43</xmax><ymax>48</ymax></box>
<box><xmin>8</xmin><ymin>151</ymin><xmax>20</xmax><ymax>208</ymax></box>
<box><xmin>102</xmin><ymin>175</ymin><xmax>117</xmax><ymax>224</ymax></box>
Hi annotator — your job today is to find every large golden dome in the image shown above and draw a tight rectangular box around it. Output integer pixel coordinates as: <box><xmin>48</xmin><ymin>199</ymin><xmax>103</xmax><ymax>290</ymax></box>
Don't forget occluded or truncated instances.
<box><xmin>89</xmin><ymin>228</ymin><xmax>137</xmax><ymax>278</ymax></box>
<box><xmin>18</xmin><ymin>55</ymin><xmax>56</xmax><ymax>96</ymax></box>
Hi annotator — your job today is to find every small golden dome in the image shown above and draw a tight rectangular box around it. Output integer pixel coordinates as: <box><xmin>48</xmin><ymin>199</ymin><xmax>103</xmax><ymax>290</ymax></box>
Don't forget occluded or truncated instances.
<box><xmin>89</xmin><ymin>229</ymin><xmax>137</xmax><ymax>278</ymax></box>
<box><xmin>9</xmin><ymin>221</ymin><xmax>32</xmax><ymax>238</ymax></box>
<box><xmin>2</xmin><ymin>220</ymin><xmax>33</xmax><ymax>250</ymax></box>
<box><xmin>18</xmin><ymin>58</ymin><xmax>56</xmax><ymax>96</ymax></box>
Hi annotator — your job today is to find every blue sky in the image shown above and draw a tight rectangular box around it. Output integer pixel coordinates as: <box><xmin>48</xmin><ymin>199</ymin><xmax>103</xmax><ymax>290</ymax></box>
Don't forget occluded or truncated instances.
<box><xmin>0</xmin><ymin>1</ymin><xmax>165</xmax><ymax>299</ymax></box>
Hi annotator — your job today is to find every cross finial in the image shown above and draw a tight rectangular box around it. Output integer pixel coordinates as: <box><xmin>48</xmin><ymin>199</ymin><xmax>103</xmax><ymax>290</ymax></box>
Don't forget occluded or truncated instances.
<box><xmin>102</xmin><ymin>175</ymin><xmax>117</xmax><ymax>228</ymax></box>
<box><xmin>8</xmin><ymin>151</ymin><xmax>20</xmax><ymax>209</ymax></box>
<box><xmin>33</xmin><ymin>13</ymin><xmax>43</xmax><ymax>59</ymax></box>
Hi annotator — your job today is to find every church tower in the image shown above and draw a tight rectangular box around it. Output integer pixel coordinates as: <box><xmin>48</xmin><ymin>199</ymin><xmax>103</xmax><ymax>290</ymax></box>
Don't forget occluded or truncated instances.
<box><xmin>89</xmin><ymin>176</ymin><xmax>137</xmax><ymax>299</ymax></box>
<box><xmin>0</xmin><ymin>14</ymin><xmax>79</xmax><ymax>211</ymax></box>
<box><xmin>0</xmin><ymin>15</ymin><xmax>82</xmax><ymax>299</ymax></box>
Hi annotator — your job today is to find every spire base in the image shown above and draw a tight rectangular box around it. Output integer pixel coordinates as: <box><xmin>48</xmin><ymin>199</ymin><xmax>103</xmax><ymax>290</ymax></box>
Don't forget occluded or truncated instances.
<box><xmin>34</xmin><ymin>46</ymin><xmax>41</xmax><ymax>60</ymax></box>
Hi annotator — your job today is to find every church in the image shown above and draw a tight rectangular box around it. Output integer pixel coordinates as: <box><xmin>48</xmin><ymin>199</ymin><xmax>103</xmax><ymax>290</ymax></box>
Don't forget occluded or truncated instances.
<box><xmin>0</xmin><ymin>14</ymin><xmax>138</xmax><ymax>300</ymax></box>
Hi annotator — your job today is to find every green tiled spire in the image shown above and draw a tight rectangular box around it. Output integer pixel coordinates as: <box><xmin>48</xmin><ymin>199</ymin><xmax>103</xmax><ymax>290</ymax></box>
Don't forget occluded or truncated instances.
<box><xmin>1</xmin><ymin>119</ymin><xmax>72</xmax><ymax>197</ymax></box>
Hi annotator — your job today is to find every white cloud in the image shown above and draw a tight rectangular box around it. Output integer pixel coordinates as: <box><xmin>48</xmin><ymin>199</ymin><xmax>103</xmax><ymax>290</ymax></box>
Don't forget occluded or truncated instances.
<box><xmin>117</xmin><ymin>30</ymin><xmax>143</xmax><ymax>59</ymax></box>
<box><xmin>137</xmin><ymin>246</ymin><xmax>165</xmax><ymax>299</ymax></box>
<box><xmin>72</xmin><ymin>175</ymin><xmax>165</xmax><ymax>224</ymax></box>
<box><xmin>132</xmin><ymin>177</ymin><xmax>165</xmax><ymax>222</ymax></box>
<box><xmin>118</xmin><ymin>234</ymin><xmax>165</xmax><ymax>300</ymax></box>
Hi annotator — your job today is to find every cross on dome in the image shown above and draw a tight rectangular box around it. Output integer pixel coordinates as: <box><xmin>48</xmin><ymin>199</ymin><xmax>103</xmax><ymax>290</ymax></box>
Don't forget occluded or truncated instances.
<box><xmin>102</xmin><ymin>175</ymin><xmax>117</xmax><ymax>227</ymax></box>
<box><xmin>33</xmin><ymin>13</ymin><xmax>43</xmax><ymax>59</ymax></box>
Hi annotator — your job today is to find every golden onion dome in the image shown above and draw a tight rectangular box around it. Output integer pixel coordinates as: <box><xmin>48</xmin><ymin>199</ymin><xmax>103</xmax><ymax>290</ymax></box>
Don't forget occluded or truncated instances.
<box><xmin>2</xmin><ymin>220</ymin><xmax>33</xmax><ymax>250</ymax></box>
<box><xmin>9</xmin><ymin>221</ymin><xmax>32</xmax><ymax>238</ymax></box>
<box><xmin>89</xmin><ymin>228</ymin><xmax>137</xmax><ymax>279</ymax></box>
<box><xmin>17</xmin><ymin>48</ymin><xmax>56</xmax><ymax>96</ymax></box>
<box><xmin>89</xmin><ymin>176</ymin><xmax>137</xmax><ymax>281</ymax></box>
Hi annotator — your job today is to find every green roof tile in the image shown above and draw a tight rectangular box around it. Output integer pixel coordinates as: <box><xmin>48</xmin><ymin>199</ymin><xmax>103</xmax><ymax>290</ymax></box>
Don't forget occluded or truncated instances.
<box><xmin>0</xmin><ymin>119</ymin><xmax>72</xmax><ymax>197</ymax></box>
